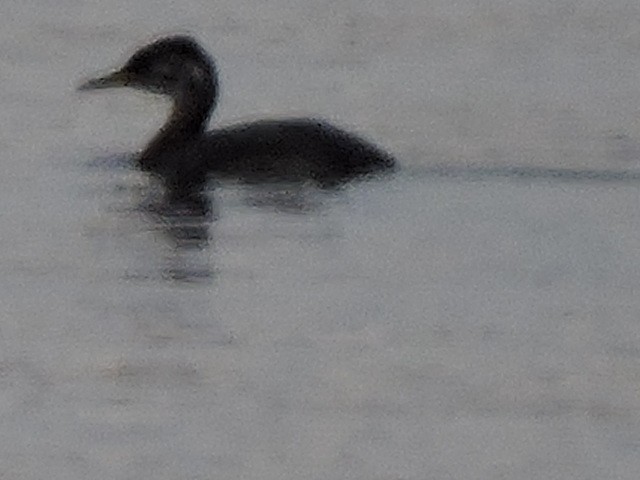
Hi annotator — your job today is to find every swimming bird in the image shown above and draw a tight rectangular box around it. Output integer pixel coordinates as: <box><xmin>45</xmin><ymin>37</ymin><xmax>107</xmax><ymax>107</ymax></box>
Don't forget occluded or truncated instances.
<box><xmin>79</xmin><ymin>35</ymin><xmax>396</xmax><ymax>195</ymax></box>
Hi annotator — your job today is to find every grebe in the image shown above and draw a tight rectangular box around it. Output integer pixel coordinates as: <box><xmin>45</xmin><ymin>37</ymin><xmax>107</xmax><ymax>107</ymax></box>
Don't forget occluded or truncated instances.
<box><xmin>79</xmin><ymin>35</ymin><xmax>396</xmax><ymax>195</ymax></box>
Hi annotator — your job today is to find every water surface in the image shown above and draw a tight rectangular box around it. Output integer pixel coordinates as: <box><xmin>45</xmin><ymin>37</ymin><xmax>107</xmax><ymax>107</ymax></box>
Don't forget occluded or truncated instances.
<box><xmin>2</xmin><ymin>1</ymin><xmax>640</xmax><ymax>479</ymax></box>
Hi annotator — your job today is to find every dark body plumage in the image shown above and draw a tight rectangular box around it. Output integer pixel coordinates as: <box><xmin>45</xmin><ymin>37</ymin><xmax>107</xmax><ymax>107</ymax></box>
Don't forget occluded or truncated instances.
<box><xmin>79</xmin><ymin>35</ymin><xmax>396</xmax><ymax>194</ymax></box>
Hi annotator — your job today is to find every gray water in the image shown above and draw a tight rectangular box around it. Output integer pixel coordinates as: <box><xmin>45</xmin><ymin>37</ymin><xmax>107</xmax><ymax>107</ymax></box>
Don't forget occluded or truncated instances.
<box><xmin>2</xmin><ymin>1</ymin><xmax>640</xmax><ymax>479</ymax></box>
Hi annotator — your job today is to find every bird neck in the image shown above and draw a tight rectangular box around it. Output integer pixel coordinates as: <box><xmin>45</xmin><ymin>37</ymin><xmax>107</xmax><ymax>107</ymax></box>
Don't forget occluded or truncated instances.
<box><xmin>168</xmin><ymin>69</ymin><xmax>218</xmax><ymax>135</ymax></box>
<box><xmin>139</xmin><ymin>64</ymin><xmax>218</xmax><ymax>170</ymax></box>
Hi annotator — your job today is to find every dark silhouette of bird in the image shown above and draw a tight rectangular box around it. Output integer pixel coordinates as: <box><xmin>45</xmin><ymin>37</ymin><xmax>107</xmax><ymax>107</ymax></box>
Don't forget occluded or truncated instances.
<box><xmin>79</xmin><ymin>35</ymin><xmax>396</xmax><ymax>197</ymax></box>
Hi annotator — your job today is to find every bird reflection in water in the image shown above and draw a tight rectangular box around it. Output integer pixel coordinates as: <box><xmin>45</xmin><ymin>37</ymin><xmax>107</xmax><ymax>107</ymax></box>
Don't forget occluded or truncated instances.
<box><xmin>139</xmin><ymin>187</ymin><xmax>216</xmax><ymax>283</ymax></box>
<box><xmin>86</xmin><ymin>151</ymin><xmax>335</xmax><ymax>285</ymax></box>
<box><xmin>84</xmin><ymin>154</ymin><xmax>216</xmax><ymax>284</ymax></box>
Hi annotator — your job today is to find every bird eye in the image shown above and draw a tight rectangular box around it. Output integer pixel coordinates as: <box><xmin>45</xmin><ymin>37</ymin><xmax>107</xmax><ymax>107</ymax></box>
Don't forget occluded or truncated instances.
<box><xmin>155</xmin><ymin>64</ymin><xmax>177</xmax><ymax>82</ymax></box>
